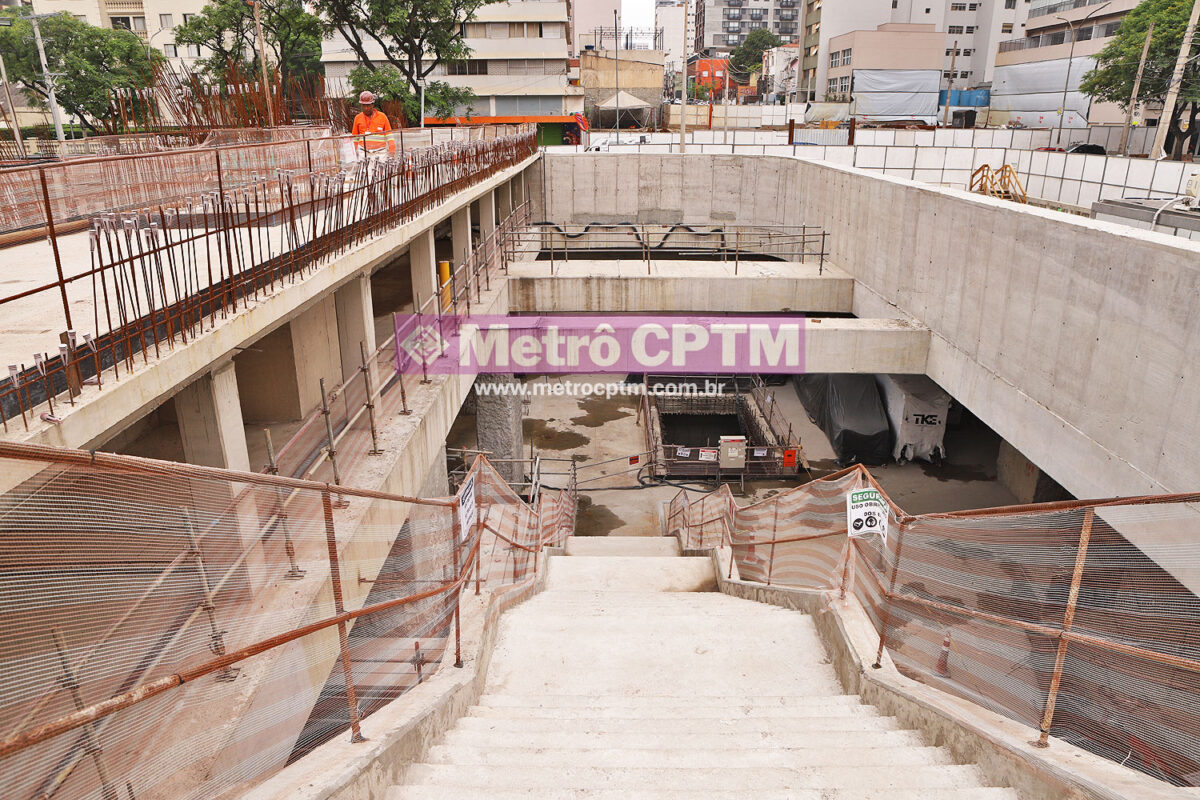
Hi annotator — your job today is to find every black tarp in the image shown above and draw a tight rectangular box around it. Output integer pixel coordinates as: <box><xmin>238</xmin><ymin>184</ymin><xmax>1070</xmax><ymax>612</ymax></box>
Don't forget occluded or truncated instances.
<box><xmin>792</xmin><ymin>374</ymin><xmax>892</xmax><ymax>465</ymax></box>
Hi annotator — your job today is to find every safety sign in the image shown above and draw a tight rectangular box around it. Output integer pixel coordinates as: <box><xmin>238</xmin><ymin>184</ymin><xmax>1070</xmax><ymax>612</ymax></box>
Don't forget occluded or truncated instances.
<box><xmin>846</xmin><ymin>488</ymin><xmax>888</xmax><ymax>543</ymax></box>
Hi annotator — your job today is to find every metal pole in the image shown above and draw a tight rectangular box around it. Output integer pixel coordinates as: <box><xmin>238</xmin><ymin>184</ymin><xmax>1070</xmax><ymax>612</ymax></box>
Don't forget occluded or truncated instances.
<box><xmin>264</xmin><ymin>429</ymin><xmax>305</xmax><ymax>579</ymax></box>
<box><xmin>614</xmin><ymin>9</ymin><xmax>620</xmax><ymax>145</ymax></box>
<box><xmin>1055</xmin><ymin>4</ymin><xmax>1109</xmax><ymax>149</ymax></box>
<box><xmin>322</xmin><ymin>490</ymin><xmax>367</xmax><ymax>743</ymax></box>
<box><xmin>31</xmin><ymin>17</ymin><xmax>66</xmax><ymax>145</ymax></box>
<box><xmin>943</xmin><ymin>42</ymin><xmax>958</xmax><ymax>128</ymax></box>
<box><xmin>359</xmin><ymin>341</ymin><xmax>382</xmax><ymax>455</ymax></box>
<box><xmin>452</xmin><ymin>497</ymin><xmax>464</xmax><ymax>668</ymax></box>
<box><xmin>420</xmin><ymin>82</ymin><xmax>425</xmax><ymax>128</ymax></box>
<box><xmin>0</xmin><ymin>53</ymin><xmax>27</xmax><ymax>159</ymax></box>
<box><xmin>1119</xmin><ymin>22</ymin><xmax>1155</xmax><ymax>157</ymax></box>
<box><xmin>39</xmin><ymin>168</ymin><xmax>72</xmax><ymax>330</ymax></box>
<box><xmin>319</xmin><ymin>377</ymin><xmax>344</xmax><ymax>489</ymax></box>
<box><xmin>1152</xmin><ymin>0</ymin><xmax>1199</xmax><ymax>158</ymax></box>
<box><xmin>51</xmin><ymin>629</ymin><xmax>119</xmax><ymax>800</ymax></box>
<box><xmin>1035</xmin><ymin>507</ymin><xmax>1095</xmax><ymax>748</ymax></box>
<box><xmin>250</xmin><ymin>0</ymin><xmax>275</xmax><ymax>128</ymax></box>
<box><xmin>680</xmin><ymin>0</ymin><xmax>689</xmax><ymax>153</ymax></box>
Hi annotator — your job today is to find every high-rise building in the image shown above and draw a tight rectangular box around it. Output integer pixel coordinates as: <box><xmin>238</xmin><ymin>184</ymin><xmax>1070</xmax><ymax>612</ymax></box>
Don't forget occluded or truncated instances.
<box><xmin>570</xmin><ymin>0</ymin><xmax>622</xmax><ymax>56</ymax></box>
<box><xmin>694</xmin><ymin>0</ymin><xmax>801</xmax><ymax>56</ymax></box>
<box><xmin>323</xmin><ymin>0</ymin><xmax>583</xmax><ymax>122</ymax></box>
<box><xmin>655</xmin><ymin>0</ymin><xmax>695</xmax><ymax>73</ymax></box>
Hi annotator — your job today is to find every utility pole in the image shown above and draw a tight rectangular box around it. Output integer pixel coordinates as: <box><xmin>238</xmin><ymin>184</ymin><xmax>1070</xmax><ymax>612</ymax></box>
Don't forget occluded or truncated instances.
<box><xmin>247</xmin><ymin>0</ymin><xmax>275</xmax><ymax>127</ymax></box>
<box><xmin>1152</xmin><ymin>0</ymin><xmax>1200</xmax><ymax>158</ymax></box>
<box><xmin>943</xmin><ymin>41</ymin><xmax>958</xmax><ymax>127</ymax></box>
<box><xmin>30</xmin><ymin>16</ymin><xmax>65</xmax><ymax>144</ymax></box>
<box><xmin>680</xmin><ymin>0</ymin><xmax>688</xmax><ymax>153</ymax></box>
<box><xmin>722</xmin><ymin>71</ymin><xmax>730</xmax><ymax>144</ymax></box>
<box><xmin>613</xmin><ymin>9</ymin><xmax>621</xmax><ymax>144</ymax></box>
<box><xmin>1119</xmin><ymin>21</ymin><xmax>1154</xmax><ymax>157</ymax></box>
<box><xmin>0</xmin><ymin>51</ymin><xmax>27</xmax><ymax>159</ymax></box>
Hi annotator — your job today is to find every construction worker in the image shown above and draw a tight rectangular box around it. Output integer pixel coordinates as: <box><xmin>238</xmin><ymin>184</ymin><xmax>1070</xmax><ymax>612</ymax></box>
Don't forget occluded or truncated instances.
<box><xmin>352</xmin><ymin>91</ymin><xmax>394</xmax><ymax>156</ymax></box>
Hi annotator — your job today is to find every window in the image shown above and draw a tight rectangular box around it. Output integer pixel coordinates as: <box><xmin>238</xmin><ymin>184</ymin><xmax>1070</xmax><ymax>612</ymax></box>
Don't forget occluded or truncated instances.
<box><xmin>827</xmin><ymin>78</ymin><xmax>838</xmax><ymax>94</ymax></box>
<box><xmin>447</xmin><ymin>59</ymin><xmax>488</xmax><ymax>75</ymax></box>
<box><xmin>945</xmin><ymin>48</ymin><xmax>958</xmax><ymax>55</ymax></box>
<box><xmin>943</xmin><ymin>70</ymin><xmax>952</xmax><ymax>78</ymax></box>
<box><xmin>1099</xmin><ymin>20</ymin><xmax>1120</xmax><ymax>37</ymax></box>
<box><xmin>829</xmin><ymin>50</ymin><xmax>840</xmax><ymax>67</ymax></box>
<box><xmin>110</xmin><ymin>16</ymin><xmax>132</xmax><ymax>30</ymax></box>
<box><xmin>950</xmin><ymin>3</ymin><xmax>966</xmax><ymax>10</ymax></box>
<box><xmin>185</xmin><ymin>44</ymin><xmax>200</xmax><ymax>57</ymax></box>
<box><xmin>958</xmin><ymin>70</ymin><xmax>971</xmax><ymax>79</ymax></box>
<box><xmin>463</xmin><ymin>22</ymin><xmax>486</xmax><ymax>37</ymax></box>
<box><xmin>948</xmin><ymin>25</ymin><xmax>964</xmax><ymax>33</ymax></box>
<box><xmin>1005</xmin><ymin>0</ymin><xmax>1016</xmax><ymax>7</ymax></box>
<box><xmin>701</xmin><ymin>70</ymin><xmax>709</xmax><ymax>77</ymax></box>
<box><xmin>841</xmin><ymin>48</ymin><xmax>851</xmax><ymax>64</ymax></box>
<box><xmin>839</xmin><ymin>75</ymin><xmax>850</xmax><ymax>93</ymax></box>
<box><xmin>182</xmin><ymin>13</ymin><xmax>194</xmax><ymax>23</ymax></box>
<box><xmin>1001</xmin><ymin>22</ymin><xmax>1013</xmax><ymax>32</ymax></box>
<box><xmin>969</xmin><ymin>2</ymin><xmax>979</xmax><ymax>9</ymax></box>
<box><xmin>485</xmin><ymin>22</ymin><xmax>508</xmax><ymax>38</ymax></box>
<box><xmin>163</xmin><ymin>43</ymin><xmax>177</xmax><ymax>57</ymax></box>
<box><xmin>159</xmin><ymin>13</ymin><xmax>172</xmax><ymax>28</ymax></box>
<box><xmin>965</xmin><ymin>25</ymin><xmax>976</xmax><ymax>33</ymax></box>
<box><xmin>892</xmin><ymin>0</ymin><xmax>898</xmax><ymax>7</ymax></box>
<box><xmin>963</xmin><ymin>48</ymin><xmax>973</xmax><ymax>55</ymax></box>
<box><xmin>715</xmin><ymin>69</ymin><xmax>724</xmax><ymax>77</ymax></box>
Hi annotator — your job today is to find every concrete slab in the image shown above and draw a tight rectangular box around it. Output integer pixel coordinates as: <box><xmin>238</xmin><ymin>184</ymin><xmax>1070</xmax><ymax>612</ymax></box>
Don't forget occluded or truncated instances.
<box><xmin>563</xmin><ymin>536</ymin><xmax>680</xmax><ymax>557</ymax></box>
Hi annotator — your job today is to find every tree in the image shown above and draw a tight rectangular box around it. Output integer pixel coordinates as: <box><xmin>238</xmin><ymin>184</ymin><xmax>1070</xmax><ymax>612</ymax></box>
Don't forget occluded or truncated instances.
<box><xmin>314</xmin><ymin>0</ymin><xmax>499</xmax><ymax>95</ymax></box>
<box><xmin>348</xmin><ymin>63</ymin><xmax>476</xmax><ymax>121</ymax></box>
<box><xmin>0</xmin><ymin>10</ymin><xmax>159</xmax><ymax>132</ymax></box>
<box><xmin>1080</xmin><ymin>0</ymin><xmax>1200</xmax><ymax>158</ymax></box>
<box><xmin>173</xmin><ymin>0</ymin><xmax>322</xmax><ymax>86</ymax></box>
<box><xmin>729</xmin><ymin>28</ymin><xmax>781</xmax><ymax>79</ymax></box>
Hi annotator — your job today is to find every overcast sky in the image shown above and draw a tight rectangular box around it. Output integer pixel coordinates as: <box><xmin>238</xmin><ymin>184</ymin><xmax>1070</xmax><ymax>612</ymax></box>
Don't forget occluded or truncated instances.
<box><xmin>622</xmin><ymin>0</ymin><xmax>655</xmax><ymax>28</ymax></box>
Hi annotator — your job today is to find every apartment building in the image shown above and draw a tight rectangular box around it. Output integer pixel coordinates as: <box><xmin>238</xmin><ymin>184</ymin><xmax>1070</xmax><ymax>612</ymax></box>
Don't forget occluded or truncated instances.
<box><xmin>322</xmin><ymin>0</ymin><xmax>582</xmax><ymax>121</ymax></box>
<box><xmin>992</xmin><ymin>0</ymin><xmax>1140</xmax><ymax>128</ymax></box>
<box><xmin>30</xmin><ymin>0</ymin><xmax>208</xmax><ymax>67</ymax></box>
<box><xmin>655</xmin><ymin>0</ymin><xmax>695</xmax><ymax>73</ymax></box>
<box><xmin>797</xmin><ymin>0</ymin><xmax>1028</xmax><ymax>101</ymax></box>
<box><xmin>694</xmin><ymin>0</ymin><xmax>801</xmax><ymax>56</ymax></box>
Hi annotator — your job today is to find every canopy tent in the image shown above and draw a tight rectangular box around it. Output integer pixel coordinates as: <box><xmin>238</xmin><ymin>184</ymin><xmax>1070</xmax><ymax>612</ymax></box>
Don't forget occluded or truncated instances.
<box><xmin>597</xmin><ymin>91</ymin><xmax>652</xmax><ymax>110</ymax></box>
<box><xmin>593</xmin><ymin>91</ymin><xmax>655</xmax><ymax>129</ymax></box>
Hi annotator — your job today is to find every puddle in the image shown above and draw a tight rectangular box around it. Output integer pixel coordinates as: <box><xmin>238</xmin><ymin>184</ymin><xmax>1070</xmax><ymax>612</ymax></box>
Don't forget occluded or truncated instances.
<box><xmin>569</xmin><ymin>395</ymin><xmax>636</xmax><ymax>428</ymax></box>
<box><xmin>574</xmin><ymin>495</ymin><xmax>624</xmax><ymax>536</ymax></box>
<box><xmin>917</xmin><ymin>461</ymin><xmax>993</xmax><ymax>483</ymax></box>
<box><xmin>523</xmin><ymin>418</ymin><xmax>590</xmax><ymax>451</ymax></box>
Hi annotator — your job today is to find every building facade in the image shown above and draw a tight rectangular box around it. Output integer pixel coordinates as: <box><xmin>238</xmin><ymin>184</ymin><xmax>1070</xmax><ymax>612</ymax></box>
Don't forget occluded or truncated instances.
<box><xmin>569</xmin><ymin>0</ymin><xmax>621</xmax><ymax>56</ymax></box>
<box><xmin>29</xmin><ymin>0</ymin><xmax>209</xmax><ymax>68</ymax></box>
<box><xmin>992</xmin><ymin>0</ymin><xmax>1141</xmax><ymax>128</ymax></box>
<box><xmin>761</xmin><ymin>42</ymin><xmax>799</xmax><ymax>102</ymax></box>
<box><xmin>655</xmin><ymin>0</ymin><xmax>695</xmax><ymax>73</ymax></box>
<box><xmin>798</xmin><ymin>0</ymin><xmax>1029</xmax><ymax>101</ymax></box>
<box><xmin>694</xmin><ymin>0</ymin><xmax>801</xmax><ymax>56</ymax></box>
<box><xmin>322</xmin><ymin>0</ymin><xmax>582</xmax><ymax>121</ymax></box>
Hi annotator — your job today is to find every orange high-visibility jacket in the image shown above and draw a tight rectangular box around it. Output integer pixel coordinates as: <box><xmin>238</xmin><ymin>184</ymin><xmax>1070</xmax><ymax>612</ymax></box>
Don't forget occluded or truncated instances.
<box><xmin>352</xmin><ymin>110</ymin><xmax>394</xmax><ymax>152</ymax></box>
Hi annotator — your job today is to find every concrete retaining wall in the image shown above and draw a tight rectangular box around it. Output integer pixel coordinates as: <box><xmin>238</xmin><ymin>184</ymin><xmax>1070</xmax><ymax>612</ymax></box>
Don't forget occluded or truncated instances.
<box><xmin>542</xmin><ymin>152</ymin><xmax>1200</xmax><ymax>499</ymax></box>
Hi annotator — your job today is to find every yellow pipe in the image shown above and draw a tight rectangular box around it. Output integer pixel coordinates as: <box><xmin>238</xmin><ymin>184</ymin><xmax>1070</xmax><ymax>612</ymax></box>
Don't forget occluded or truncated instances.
<box><xmin>439</xmin><ymin>260</ymin><xmax>451</xmax><ymax>310</ymax></box>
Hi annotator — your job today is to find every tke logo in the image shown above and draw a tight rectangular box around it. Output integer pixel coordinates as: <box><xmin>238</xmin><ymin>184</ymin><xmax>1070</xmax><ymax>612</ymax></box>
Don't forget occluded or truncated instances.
<box><xmin>912</xmin><ymin>414</ymin><xmax>940</xmax><ymax>425</ymax></box>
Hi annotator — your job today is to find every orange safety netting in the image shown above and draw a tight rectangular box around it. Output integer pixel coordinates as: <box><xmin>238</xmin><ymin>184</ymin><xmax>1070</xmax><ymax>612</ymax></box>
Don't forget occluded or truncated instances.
<box><xmin>666</xmin><ymin>466</ymin><xmax>1200</xmax><ymax>787</ymax></box>
<box><xmin>0</xmin><ymin>443</ymin><xmax>572</xmax><ymax>800</ymax></box>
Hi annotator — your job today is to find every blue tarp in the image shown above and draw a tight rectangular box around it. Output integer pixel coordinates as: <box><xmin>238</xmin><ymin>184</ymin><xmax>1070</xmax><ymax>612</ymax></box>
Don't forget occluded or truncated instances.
<box><xmin>938</xmin><ymin>88</ymin><xmax>990</xmax><ymax>107</ymax></box>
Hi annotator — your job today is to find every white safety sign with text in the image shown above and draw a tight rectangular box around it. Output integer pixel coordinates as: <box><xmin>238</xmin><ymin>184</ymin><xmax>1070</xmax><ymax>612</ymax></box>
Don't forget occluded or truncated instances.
<box><xmin>846</xmin><ymin>489</ymin><xmax>888</xmax><ymax>543</ymax></box>
<box><xmin>458</xmin><ymin>473</ymin><xmax>477</xmax><ymax>543</ymax></box>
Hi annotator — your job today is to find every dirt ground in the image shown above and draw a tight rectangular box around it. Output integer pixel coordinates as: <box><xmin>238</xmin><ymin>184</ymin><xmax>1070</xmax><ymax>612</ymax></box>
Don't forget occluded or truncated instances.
<box><xmin>447</xmin><ymin>374</ymin><xmax>1020</xmax><ymax>536</ymax></box>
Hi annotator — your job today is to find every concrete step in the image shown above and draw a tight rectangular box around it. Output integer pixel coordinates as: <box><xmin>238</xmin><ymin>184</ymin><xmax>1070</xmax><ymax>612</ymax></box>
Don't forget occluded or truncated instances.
<box><xmin>465</xmin><ymin>704</ymin><xmax>885</xmax><ymax>721</ymax></box>
<box><xmin>424</xmin><ymin>743</ymin><xmax>957</xmax><ymax>769</ymax></box>
<box><xmin>388</xmin><ymin>787</ymin><xmax>1021</xmax><ymax>800</ymax></box>
<box><xmin>440</xmin><ymin>726</ymin><xmax>931</xmax><ymax>751</ymax></box>
<box><xmin>453</xmin><ymin>714</ymin><xmax>903</xmax><ymax>735</ymax></box>
<box><xmin>546</xmin><ymin>556</ymin><xmax>716</xmax><ymax>592</ymax></box>
<box><xmin>400</xmin><ymin>764</ymin><xmax>995</xmax><ymax>792</ymax></box>
<box><xmin>564</xmin><ymin>536</ymin><xmax>680</xmax><ymax>557</ymax></box>
<box><xmin>475</xmin><ymin>693</ymin><xmax>865</xmax><ymax>709</ymax></box>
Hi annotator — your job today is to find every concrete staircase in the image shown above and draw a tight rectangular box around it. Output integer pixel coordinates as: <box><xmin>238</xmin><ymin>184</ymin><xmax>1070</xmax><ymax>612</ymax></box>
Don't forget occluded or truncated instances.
<box><xmin>388</xmin><ymin>536</ymin><xmax>1020</xmax><ymax>799</ymax></box>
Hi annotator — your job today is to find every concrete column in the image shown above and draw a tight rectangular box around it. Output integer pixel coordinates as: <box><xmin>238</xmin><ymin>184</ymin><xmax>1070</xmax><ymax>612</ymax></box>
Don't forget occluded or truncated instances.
<box><xmin>479</xmin><ymin>190</ymin><xmax>497</xmax><ymax>243</ymax></box>
<box><xmin>497</xmin><ymin>181</ymin><xmax>513</xmax><ymax>221</ymax></box>
<box><xmin>420</xmin><ymin>444</ymin><xmax>450</xmax><ymax>497</ymax></box>
<box><xmin>334</xmin><ymin>273</ymin><xmax>375</xmax><ymax>382</ymax></box>
<box><xmin>451</xmin><ymin>206</ymin><xmax>473</xmax><ymax>266</ymax></box>
<box><xmin>291</xmin><ymin>295</ymin><xmax>342</xmax><ymax>415</ymax></box>
<box><xmin>176</xmin><ymin>361</ymin><xmax>251</xmax><ymax>472</ymax></box>
<box><xmin>512</xmin><ymin>169</ymin><xmax>526</xmax><ymax>212</ymax></box>
<box><xmin>409</xmin><ymin>227</ymin><xmax>438</xmax><ymax>311</ymax></box>
<box><xmin>474</xmin><ymin>374</ymin><xmax>524</xmax><ymax>485</ymax></box>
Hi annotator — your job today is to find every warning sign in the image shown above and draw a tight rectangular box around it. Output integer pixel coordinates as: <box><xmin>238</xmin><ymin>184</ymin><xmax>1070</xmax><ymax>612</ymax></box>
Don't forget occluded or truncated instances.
<box><xmin>458</xmin><ymin>473</ymin><xmax>477</xmax><ymax>543</ymax></box>
<box><xmin>846</xmin><ymin>489</ymin><xmax>888</xmax><ymax>543</ymax></box>
<box><xmin>698</xmin><ymin>448</ymin><xmax>718</xmax><ymax>462</ymax></box>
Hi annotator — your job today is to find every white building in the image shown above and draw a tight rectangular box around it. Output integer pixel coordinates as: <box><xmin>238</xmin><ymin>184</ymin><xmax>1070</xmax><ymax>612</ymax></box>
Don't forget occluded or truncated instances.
<box><xmin>694</xmin><ymin>0</ymin><xmax>801</xmax><ymax>55</ymax></box>
<box><xmin>655</xmin><ymin>0</ymin><xmax>695</xmax><ymax>73</ymax></box>
<box><xmin>322</xmin><ymin>0</ymin><xmax>582</xmax><ymax>121</ymax></box>
<box><xmin>30</xmin><ymin>0</ymin><xmax>209</xmax><ymax>68</ymax></box>
<box><xmin>761</xmin><ymin>42</ymin><xmax>799</xmax><ymax>102</ymax></box>
<box><xmin>802</xmin><ymin>0</ymin><xmax>1029</xmax><ymax>101</ymax></box>
<box><xmin>570</xmin><ymin>0</ymin><xmax>621</xmax><ymax>56</ymax></box>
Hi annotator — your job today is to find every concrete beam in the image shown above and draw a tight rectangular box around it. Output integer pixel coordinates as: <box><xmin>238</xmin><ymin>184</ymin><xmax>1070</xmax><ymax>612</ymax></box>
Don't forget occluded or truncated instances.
<box><xmin>175</xmin><ymin>361</ymin><xmax>250</xmax><ymax>472</ymax></box>
<box><xmin>508</xmin><ymin>261</ymin><xmax>854</xmax><ymax>315</ymax></box>
<box><xmin>335</xmin><ymin>273</ymin><xmax>375</xmax><ymax>382</ymax></box>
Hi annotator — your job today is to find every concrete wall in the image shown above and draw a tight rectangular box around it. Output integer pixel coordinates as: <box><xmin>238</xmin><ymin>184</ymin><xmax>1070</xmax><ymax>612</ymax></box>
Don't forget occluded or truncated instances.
<box><xmin>540</xmin><ymin>152</ymin><xmax>1200</xmax><ymax>500</ymax></box>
